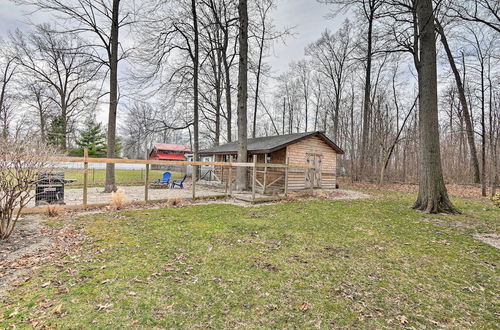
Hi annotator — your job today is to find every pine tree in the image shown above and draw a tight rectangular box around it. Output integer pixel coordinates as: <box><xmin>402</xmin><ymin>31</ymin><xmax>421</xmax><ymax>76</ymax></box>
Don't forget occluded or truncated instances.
<box><xmin>76</xmin><ymin>119</ymin><xmax>107</xmax><ymax>157</ymax></box>
<box><xmin>47</xmin><ymin>116</ymin><xmax>66</xmax><ymax>149</ymax></box>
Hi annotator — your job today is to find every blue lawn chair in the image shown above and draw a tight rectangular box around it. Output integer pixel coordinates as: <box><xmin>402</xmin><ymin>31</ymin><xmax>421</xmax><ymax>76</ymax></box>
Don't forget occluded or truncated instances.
<box><xmin>157</xmin><ymin>172</ymin><xmax>171</xmax><ymax>185</ymax></box>
<box><xmin>171</xmin><ymin>175</ymin><xmax>187</xmax><ymax>189</ymax></box>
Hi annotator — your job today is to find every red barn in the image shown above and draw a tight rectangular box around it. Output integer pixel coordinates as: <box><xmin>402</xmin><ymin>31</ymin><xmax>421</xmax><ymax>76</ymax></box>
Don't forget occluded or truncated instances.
<box><xmin>149</xmin><ymin>143</ymin><xmax>192</xmax><ymax>161</ymax></box>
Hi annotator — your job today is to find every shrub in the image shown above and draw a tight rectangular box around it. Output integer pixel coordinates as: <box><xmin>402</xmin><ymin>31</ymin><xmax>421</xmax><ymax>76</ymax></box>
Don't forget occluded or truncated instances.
<box><xmin>0</xmin><ymin>136</ymin><xmax>56</xmax><ymax>239</ymax></box>
<box><xmin>110</xmin><ymin>188</ymin><xmax>127</xmax><ymax>210</ymax></box>
<box><xmin>46</xmin><ymin>205</ymin><xmax>63</xmax><ymax>217</ymax></box>
<box><xmin>167</xmin><ymin>198</ymin><xmax>185</xmax><ymax>207</ymax></box>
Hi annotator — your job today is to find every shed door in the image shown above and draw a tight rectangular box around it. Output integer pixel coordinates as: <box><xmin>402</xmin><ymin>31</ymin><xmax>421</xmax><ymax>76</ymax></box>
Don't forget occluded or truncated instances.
<box><xmin>306</xmin><ymin>153</ymin><xmax>322</xmax><ymax>188</ymax></box>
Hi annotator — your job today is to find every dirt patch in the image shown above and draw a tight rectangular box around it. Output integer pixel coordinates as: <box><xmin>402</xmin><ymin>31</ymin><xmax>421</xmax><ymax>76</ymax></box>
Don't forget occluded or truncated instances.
<box><xmin>0</xmin><ymin>217</ymin><xmax>87</xmax><ymax>300</ymax></box>
<box><xmin>422</xmin><ymin>218</ymin><xmax>487</xmax><ymax>230</ymax></box>
<box><xmin>27</xmin><ymin>183</ymin><xmax>225</xmax><ymax>208</ymax></box>
<box><xmin>473</xmin><ymin>234</ymin><xmax>500</xmax><ymax>249</ymax></box>
<box><xmin>193</xmin><ymin>189</ymin><xmax>371</xmax><ymax>208</ymax></box>
<box><xmin>339</xmin><ymin>180</ymin><xmax>493</xmax><ymax>198</ymax></box>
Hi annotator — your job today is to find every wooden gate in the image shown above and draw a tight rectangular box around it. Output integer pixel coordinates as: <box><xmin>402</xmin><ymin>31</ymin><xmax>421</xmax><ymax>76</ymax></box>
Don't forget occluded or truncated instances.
<box><xmin>306</xmin><ymin>153</ymin><xmax>322</xmax><ymax>188</ymax></box>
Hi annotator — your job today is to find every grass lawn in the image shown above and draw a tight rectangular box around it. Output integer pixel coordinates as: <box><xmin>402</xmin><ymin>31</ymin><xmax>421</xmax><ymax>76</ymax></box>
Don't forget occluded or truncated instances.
<box><xmin>61</xmin><ymin>169</ymin><xmax>183</xmax><ymax>188</ymax></box>
<box><xmin>1</xmin><ymin>191</ymin><xmax>498</xmax><ymax>328</ymax></box>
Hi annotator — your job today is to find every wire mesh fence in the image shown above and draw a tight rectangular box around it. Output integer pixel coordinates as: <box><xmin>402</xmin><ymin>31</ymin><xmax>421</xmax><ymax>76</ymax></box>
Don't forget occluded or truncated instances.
<box><xmin>23</xmin><ymin>151</ymin><xmax>315</xmax><ymax>211</ymax></box>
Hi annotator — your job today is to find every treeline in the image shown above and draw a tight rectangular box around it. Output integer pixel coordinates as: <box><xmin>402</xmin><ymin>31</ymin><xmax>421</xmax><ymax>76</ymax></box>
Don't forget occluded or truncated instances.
<box><xmin>0</xmin><ymin>0</ymin><xmax>498</xmax><ymax>198</ymax></box>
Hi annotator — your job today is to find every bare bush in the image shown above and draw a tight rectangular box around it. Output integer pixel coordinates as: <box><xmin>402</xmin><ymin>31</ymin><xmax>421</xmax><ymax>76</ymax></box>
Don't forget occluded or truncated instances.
<box><xmin>166</xmin><ymin>197</ymin><xmax>185</xmax><ymax>207</ymax></box>
<box><xmin>110</xmin><ymin>188</ymin><xmax>128</xmax><ymax>210</ymax></box>
<box><xmin>46</xmin><ymin>204</ymin><xmax>63</xmax><ymax>217</ymax></box>
<box><xmin>0</xmin><ymin>136</ymin><xmax>56</xmax><ymax>239</ymax></box>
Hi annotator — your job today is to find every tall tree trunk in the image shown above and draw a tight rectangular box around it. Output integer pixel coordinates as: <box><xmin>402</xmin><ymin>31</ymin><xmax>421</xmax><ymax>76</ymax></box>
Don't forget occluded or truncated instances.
<box><xmin>488</xmin><ymin>57</ymin><xmax>498</xmax><ymax>196</ymax></box>
<box><xmin>214</xmin><ymin>47</ymin><xmax>222</xmax><ymax>146</ymax></box>
<box><xmin>436</xmin><ymin>20</ymin><xmax>481</xmax><ymax>183</ymax></box>
<box><xmin>480</xmin><ymin>59</ymin><xmax>486</xmax><ymax>196</ymax></box>
<box><xmin>192</xmin><ymin>0</ymin><xmax>199</xmax><ymax>164</ymax></box>
<box><xmin>282</xmin><ymin>97</ymin><xmax>285</xmax><ymax>135</ymax></box>
<box><xmin>412</xmin><ymin>0</ymin><xmax>459</xmax><ymax>214</ymax></box>
<box><xmin>104</xmin><ymin>0</ymin><xmax>120</xmax><ymax>193</ymax></box>
<box><xmin>359</xmin><ymin>8</ymin><xmax>374</xmax><ymax>180</ymax></box>
<box><xmin>60</xmin><ymin>93</ymin><xmax>68</xmax><ymax>149</ymax></box>
<box><xmin>252</xmin><ymin>24</ymin><xmax>265</xmax><ymax>139</ymax></box>
<box><xmin>224</xmin><ymin>58</ymin><xmax>232</xmax><ymax>142</ymax></box>
<box><xmin>236</xmin><ymin>0</ymin><xmax>248</xmax><ymax>190</ymax></box>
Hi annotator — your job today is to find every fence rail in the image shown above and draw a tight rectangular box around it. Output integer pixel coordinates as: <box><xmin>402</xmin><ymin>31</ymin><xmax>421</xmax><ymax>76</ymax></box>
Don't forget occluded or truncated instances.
<box><xmin>51</xmin><ymin>155</ymin><xmax>315</xmax><ymax>169</ymax></box>
<box><xmin>18</xmin><ymin>151</ymin><xmax>316</xmax><ymax>212</ymax></box>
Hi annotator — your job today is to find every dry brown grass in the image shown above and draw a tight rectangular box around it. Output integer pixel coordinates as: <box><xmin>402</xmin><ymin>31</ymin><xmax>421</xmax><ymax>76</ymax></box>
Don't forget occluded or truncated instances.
<box><xmin>166</xmin><ymin>197</ymin><xmax>185</xmax><ymax>207</ymax></box>
<box><xmin>46</xmin><ymin>205</ymin><xmax>63</xmax><ymax>217</ymax></box>
<box><xmin>110</xmin><ymin>189</ymin><xmax>128</xmax><ymax>210</ymax></box>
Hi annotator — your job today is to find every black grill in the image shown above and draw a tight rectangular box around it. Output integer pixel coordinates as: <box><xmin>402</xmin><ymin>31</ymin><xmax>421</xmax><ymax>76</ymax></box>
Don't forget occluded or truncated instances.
<box><xmin>35</xmin><ymin>172</ymin><xmax>66</xmax><ymax>206</ymax></box>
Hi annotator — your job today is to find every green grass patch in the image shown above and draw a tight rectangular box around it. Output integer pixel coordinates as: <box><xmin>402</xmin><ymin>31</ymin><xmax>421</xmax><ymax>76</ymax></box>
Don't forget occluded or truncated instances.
<box><xmin>1</xmin><ymin>192</ymin><xmax>498</xmax><ymax>328</ymax></box>
<box><xmin>60</xmin><ymin>169</ymin><xmax>183</xmax><ymax>188</ymax></box>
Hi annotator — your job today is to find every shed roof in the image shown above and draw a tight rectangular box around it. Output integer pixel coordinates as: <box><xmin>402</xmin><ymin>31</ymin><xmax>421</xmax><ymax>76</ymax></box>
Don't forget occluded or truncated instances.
<box><xmin>200</xmin><ymin>131</ymin><xmax>344</xmax><ymax>155</ymax></box>
<box><xmin>153</xmin><ymin>142</ymin><xmax>192</xmax><ymax>153</ymax></box>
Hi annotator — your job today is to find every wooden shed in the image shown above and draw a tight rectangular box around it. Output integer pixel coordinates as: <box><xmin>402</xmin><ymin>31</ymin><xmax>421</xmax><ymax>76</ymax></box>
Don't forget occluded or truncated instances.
<box><xmin>199</xmin><ymin>131</ymin><xmax>344</xmax><ymax>192</ymax></box>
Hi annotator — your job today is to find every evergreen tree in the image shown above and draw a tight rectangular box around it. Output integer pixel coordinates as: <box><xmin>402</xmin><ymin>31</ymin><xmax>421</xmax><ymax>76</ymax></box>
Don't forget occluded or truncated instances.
<box><xmin>47</xmin><ymin>116</ymin><xmax>66</xmax><ymax>149</ymax></box>
<box><xmin>76</xmin><ymin>119</ymin><xmax>107</xmax><ymax>157</ymax></box>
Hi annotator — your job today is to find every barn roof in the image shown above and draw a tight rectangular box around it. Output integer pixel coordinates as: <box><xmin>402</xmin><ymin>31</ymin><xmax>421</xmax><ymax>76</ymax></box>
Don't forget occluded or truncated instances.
<box><xmin>200</xmin><ymin>131</ymin><xmax>344</xmax><ymax>155</ymax></box>
<box><xmin>152</xmin><ymin>142</ymin><xmax>192</xmax><ymax>153</ymax></box>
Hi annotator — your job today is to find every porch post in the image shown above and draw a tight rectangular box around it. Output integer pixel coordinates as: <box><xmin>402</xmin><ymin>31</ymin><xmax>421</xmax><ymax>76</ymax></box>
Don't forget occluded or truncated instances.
<box><xmin>284</xmin><ymin>157</ymin><xmax>289</xmax><ymax>197</ymax></box>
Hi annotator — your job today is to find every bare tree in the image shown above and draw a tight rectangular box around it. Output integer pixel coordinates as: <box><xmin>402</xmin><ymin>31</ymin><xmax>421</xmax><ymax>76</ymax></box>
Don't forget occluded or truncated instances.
<box><xmin>435</xmin><ymin>17</ymin><xmax>481</xmax><ymax>184</ymax></box>
<box><xmin>322</xmin><ymin>0</ymin><xmax>386</xmax><ymax>179</ymax></box>
<box><xmin>11</xmin><ymin>26</ymin><xmax>100</xmax><ymax>148</ymax></box>
<box><xmin>448</xmin><ymin>0</ymin><xmax>500</xmax><ymax>33</ymax></box>
<box><xmin>24</xmin><ymin>81</ymin><xmax>56</xmax><ymax>142</ymax></box>
<box><xmin>0</xmin><ymin>54</ymin><xmax>16</xmax><ymax>139</ymax></box>
<box><xmin>0</xmin><ymin>135</ymin><xmax>56</xmax><ymax>239</ymax></box>
<box><xmin>463</xmin><ymin>25</ymin><xmax>496</xmax><ymax>196</ymax></box>
<box><xmin>249</xmin><ymin>0</ymin><xmax>290</xmax><ymax>138</ymax></box>
<box><xmin>412</xmin><ymin>0</ymin><xmax>458</xmax><ymax>213</ymax></box>
<box><xmin>306</xmin><ymin>21</ymin><xmax>355</xmax><ymax>141</ymax></box>
<box><xmin>16</xmin><ymin>0</ymin><xmax>134</xmax><ymax>192</ymax></box>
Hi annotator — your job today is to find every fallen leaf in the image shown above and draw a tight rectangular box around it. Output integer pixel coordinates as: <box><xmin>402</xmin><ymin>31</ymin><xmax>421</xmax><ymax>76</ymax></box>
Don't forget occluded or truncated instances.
<box><xmin>51</xmin><ymin>304</ymin><xmax>63</xmax><ymax>314</ymax></box>
<box><xmin>101</xmin><ymin>279</ymin><xmax>111</xmax><ymax>284</ymax></box>
<box><xmin>8</xmin><ymin>308</ymin><xmax>19</xmax><ymax>318</ymax></box>
<box><xmin>41</xmin><ymin>281</ymin><xmax>51</xmax><ymax>288</ymax></box>
<box><xmin>97</xmin><ymin>303</ymin><xmax>113</xmax><ymax>311</ymax></box>
<box><xmin>128</xmin><ymin>291</ymin><xmax>137</xmax><ymax>296</ymax></box>
<box><xmin>399</xmin><ymin>315</ymin><xmax>408</xmax><ymax>324</ymax></box>
<box><xmin>58</xmin><ymin>287</ymin><xmax>70</xmax><ymax>294</ymax></box>
<box><xmin>299</xmin><ymin>302</ymin><xmax>310</xmax><ymax>312</ymax></box>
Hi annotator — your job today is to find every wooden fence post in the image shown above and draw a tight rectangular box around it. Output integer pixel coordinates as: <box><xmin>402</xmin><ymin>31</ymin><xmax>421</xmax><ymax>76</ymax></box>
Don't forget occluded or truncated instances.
<box><xmin>228</xmin><ymin>155</ymin><xmax>233</xmax><ymax>197</ymax></box>
<box><xmin>83</xmin><ymin>147</ymin><xmax>88</xmax><ymax>206</ymax></box>
<box><xmin>144</xmin><ymin>151</ymin><xmax>149</xmax><ymax>202</ymax></box>
<box><xmin>284</xmin><ymin>157</ymin><xmax>289</xmax><ymax>197</ymax></box>
<box><xmin>192</xmin><ymin>163</ymin><xmax>196</xmax><ymax>200</ymax></box>
<box><xmin>224</xmin><ymin>164</ymin><xmax>229</xmax><ymax>199</ymax></box>
<box><xmin>252</xmin><ymin>155</ymin><xmax>257</xmax><ymax>203</ymax></box>
<box><xmin>263</xmin><ymin>153</ymin><xmax>268</xmax><ymax>194</ymax></box>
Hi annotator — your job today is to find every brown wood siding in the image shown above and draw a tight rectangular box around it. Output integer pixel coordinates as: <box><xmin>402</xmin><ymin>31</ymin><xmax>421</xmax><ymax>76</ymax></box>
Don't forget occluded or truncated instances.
<box><xmin>210</xmin><ymin>136</ymin><xmax>338</xmax><ymax>191</ymax></box>
<box><xmin>286</xmin><ymin>136</ymin><xmax>337</xmax><ymax>190</ymax></box>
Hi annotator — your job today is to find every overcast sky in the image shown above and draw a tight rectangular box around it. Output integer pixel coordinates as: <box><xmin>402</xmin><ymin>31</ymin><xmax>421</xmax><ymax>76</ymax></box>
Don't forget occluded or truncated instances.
<box><xmin>0</xmin><ymin>0</ymin><xmax>346</xmax><ymax>123</ymax></box>
<box><xmin>1</xmin><ymin>0</ymin><xmax>345</xmax><ymax>73</ymax></box>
